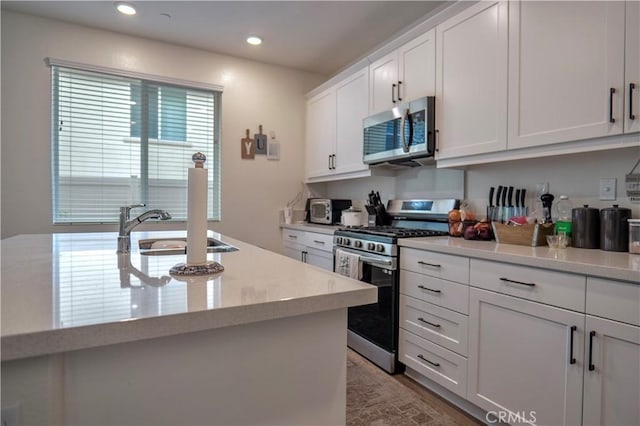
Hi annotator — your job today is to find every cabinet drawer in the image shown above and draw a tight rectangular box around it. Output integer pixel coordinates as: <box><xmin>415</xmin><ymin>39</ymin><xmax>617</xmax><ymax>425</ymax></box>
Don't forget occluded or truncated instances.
<box><xmin>281</xmin><ymin>229</ymin><xmax>305</xmax><ymax>244</ymax></box>
<box><xmin>400</xmin><ymin>248</ymin><xmax>469</xmax><ymax>284</ymax></box>
<box><xmin>401</xmin><ymin>270</ymin><xmax>469</xmax><ymax>314</ymax></box>
<box><xmin>400</xmin><ymin>294</ymin><xmax>468</xmax><ymax>356</ymax></box>
<box><xmin>303</xmin><ymin>232</ymin><xmax>334</xmax><ymax>253</ymax></box>
<box><xmin>586</xmin><ymin>277</ymin><xmax>640</xmax><ymax>326</ymax></box>
<box><xmin>470</xmin><ymin>259</ymin><xmax>586</xmax><ymax>311</ymax></box>
<box><xmin>398</xmin><ymin>328</ymin><xmax>468</xmax><ymax>399</ymax></box>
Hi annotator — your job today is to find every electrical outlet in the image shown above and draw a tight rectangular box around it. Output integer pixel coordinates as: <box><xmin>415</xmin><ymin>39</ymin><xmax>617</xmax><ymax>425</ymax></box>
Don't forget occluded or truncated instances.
<box><xmin>599</xmin><ymin>178</ymin><xmax>616</xmax><ymax>201</ymax></box>
<box><xmin>1</xmin><ymin>404</ymin><xmax>20</xmax><ymax>426</ymax></box>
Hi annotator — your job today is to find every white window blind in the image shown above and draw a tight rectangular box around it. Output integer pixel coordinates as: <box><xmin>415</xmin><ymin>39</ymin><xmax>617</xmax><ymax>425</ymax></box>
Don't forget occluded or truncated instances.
<box><xmin>51</xmin><ymin>65</ymin><xmax>221</xmax><ymax>224</ymax></box>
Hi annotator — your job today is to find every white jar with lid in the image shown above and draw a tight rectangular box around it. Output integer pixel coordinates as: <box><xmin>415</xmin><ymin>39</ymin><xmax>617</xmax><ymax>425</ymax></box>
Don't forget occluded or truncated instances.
<box><xmin>629</xmin><ymin>219</ymin><xmax>640</xmax><ymax>254</ymax></box>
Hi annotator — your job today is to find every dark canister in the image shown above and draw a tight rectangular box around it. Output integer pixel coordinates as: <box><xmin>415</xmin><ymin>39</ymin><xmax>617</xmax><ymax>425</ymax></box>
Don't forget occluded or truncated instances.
<box><xmin>572</xmin><ymin>205</ymin><xmax>599</xmax><ymax>249</ymax></box>
<box><xmin>600</xmin><ymin>205</ymin><xmax>632</xmax><ymax>252</ymax></box>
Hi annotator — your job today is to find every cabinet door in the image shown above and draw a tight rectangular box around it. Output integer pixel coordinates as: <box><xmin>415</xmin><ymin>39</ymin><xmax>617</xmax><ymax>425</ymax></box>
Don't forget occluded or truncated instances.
<box><xmin>435</xmin><ymin>1</ymin><xmax>508</xmax><ymax>159</ymax></box>
<box><xmin>305</xmin><ymin>89</ymin><xmax>335</xmax><ymax>179</ymax></box>
<box><xmin>305</xmin><ymin>247</ymin><xmax>334</xmax><ymax>271</ymax></box>
<box><xmin>583</xmin><ymin>315</ymin><xmax>640</xmax><ymax>426</ymax></box>
<box><xmin>626</xmin><ymin>1</ymin><xmax>640</xmax><ymax>134</ymax></box>
<box><xmin>508</xmin><ymin>1</ymin><xmax>625</xmax><ymax>149</ymax></box>
<box><xmin>369</xmin><ymin>50</ymin><xmax>398</xmax><ymax>114</ymax></box>
<box><xmin>282</xmin><ymin>241</ymin><xmax>305</xmax><ymax>262</ymax></box>
<box><xmin>398</xmin><ymin>29</ymin><xmax>436</xmax><ymax>103</ymax></box>
<box><xmin>334</xmin><ymin>67</ymin><xmax>369</xmax><ymax>175</ymax></box>
<box><xmin>468</xmin><ymin>288</ymin><xmax>584</xmax><ymax>426</ymax></box>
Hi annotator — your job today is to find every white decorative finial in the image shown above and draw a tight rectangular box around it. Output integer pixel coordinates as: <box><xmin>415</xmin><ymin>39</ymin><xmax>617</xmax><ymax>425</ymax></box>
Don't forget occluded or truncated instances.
<box><xmin>192</xmin><ymin>152</ymin><xmax>206</xmax><ymax>168</ymax></box>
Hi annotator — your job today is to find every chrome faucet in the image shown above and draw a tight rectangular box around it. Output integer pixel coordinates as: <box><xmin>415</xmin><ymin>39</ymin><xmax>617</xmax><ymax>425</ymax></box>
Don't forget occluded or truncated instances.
<box><xmin>117</xmin><ymin>204</ymin><xmax>172</xmax><ymax>253</ymax></box>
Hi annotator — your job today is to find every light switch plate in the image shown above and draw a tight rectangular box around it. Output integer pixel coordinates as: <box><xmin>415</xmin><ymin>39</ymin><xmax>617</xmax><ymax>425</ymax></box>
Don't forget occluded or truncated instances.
<box><xmin>599</xmin><ymin>178</ymin><xmax>616</xmax><ymax>201</ymax></box>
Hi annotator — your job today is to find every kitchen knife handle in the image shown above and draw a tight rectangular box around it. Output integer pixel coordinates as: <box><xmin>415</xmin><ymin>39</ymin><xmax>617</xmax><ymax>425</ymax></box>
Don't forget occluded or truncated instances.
<box><xmin>609</xmin><ymin>87</ymin><xmax>616</xmax><ymax>123</ymax></box>
<box><xmin>489</xmin><ymin>187</ymin><xmax>495</xmax><ymax>207</ymax></box>
<box><xmin>392</xmin><ymin>83</ymin><xmax>396</xmax><ymax>104</ymax></box>
<box><xmin>397</xmin><ymin>81</ymin><xmax>403</xmax><ymax>101</ymax></box>
<box><xmin>507</xmin><ymin>187</ymin><xmax>514</xmax><ymax>207</ymax></box>
<box><xmin>515</xmin><ymin>189</ymin><xmax>521</xmax><ymax>208</ymax></box>
<box><xmin>520</xmin><ymin>189</ymin><xmax>526</xmax><ymax>208</ymax></box>
<box><xmin>631</xmin><ymin>83</ymin><xmax>636</xmax><ymax>120</ymax></box>
<box><xmin>501</xmin><ymin>187</ymin><xmax>507</xmax><ymax>206</ymax></box>
<box><xmin>496</xmin><ymin>186</ymin><xmax>503</xmax><ymax>206</ymax></box>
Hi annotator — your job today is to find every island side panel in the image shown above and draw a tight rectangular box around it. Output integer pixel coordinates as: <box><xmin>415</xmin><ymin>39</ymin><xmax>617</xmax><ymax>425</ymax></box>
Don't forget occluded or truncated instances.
<box><xmin>63</xmin><ymin>308</ymin><xmax>348</xmax><ymax>426</ymax></box>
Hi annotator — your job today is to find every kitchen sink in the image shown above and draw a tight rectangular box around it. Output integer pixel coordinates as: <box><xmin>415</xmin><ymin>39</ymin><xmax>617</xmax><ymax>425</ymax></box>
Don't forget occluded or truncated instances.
<box><xmin>138</xmin><ymin>237</ymin><xmax>238</xmax><ymax>256</ymax></box>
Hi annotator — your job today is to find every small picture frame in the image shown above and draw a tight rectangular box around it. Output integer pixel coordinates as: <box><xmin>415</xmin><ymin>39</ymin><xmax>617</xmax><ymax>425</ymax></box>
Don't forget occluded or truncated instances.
<box><xmin>267</xmin><ymin>139</ymin><xmax>280</xmax><ymax>160</ymax></box>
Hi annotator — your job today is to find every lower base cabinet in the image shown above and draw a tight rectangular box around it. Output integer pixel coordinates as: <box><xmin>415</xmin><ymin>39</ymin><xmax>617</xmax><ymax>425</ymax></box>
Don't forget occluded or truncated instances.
<box><xmin>468</xmin><ymin>288</ymin><xmax>584</xmax><ymax>426</ymax></box>
<box><xmin>281</xmin><ymin>229</ymin><xmax>334</xmax><ymax>271</ymax></box>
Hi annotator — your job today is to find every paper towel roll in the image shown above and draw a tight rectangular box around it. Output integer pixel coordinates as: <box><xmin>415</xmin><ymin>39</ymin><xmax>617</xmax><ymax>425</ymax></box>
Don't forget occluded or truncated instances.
<box><xmin>187</xmin><ymin>167</ymin><xmax>208</xmax><ymax>265</ymax></box>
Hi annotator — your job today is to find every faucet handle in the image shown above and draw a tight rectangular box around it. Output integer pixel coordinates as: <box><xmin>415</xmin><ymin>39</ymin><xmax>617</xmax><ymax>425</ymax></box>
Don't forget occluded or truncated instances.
<box><xmin>120</xmin><ymin>203</ymin><xmax>146</xmax><ymax>219</ymax></box>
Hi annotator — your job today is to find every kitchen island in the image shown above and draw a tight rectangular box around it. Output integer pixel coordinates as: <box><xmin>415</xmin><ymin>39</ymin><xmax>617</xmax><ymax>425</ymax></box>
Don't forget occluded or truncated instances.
<box><xmin>1</xmin><ymin>231</ymin><xmax>376</xmax><ymax>426</ymax></box>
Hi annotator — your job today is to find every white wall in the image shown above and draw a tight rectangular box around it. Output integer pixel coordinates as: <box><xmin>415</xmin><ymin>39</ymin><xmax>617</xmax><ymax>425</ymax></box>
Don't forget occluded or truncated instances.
<box><xmin>323</xmin><ymin>147</ymin><xmax>639</xmax><ymax>219</ymax></box>
<box><xmin>1</xmin><ymin>11</ymin><xmax>325</xmax><ymax>252</ymax></box>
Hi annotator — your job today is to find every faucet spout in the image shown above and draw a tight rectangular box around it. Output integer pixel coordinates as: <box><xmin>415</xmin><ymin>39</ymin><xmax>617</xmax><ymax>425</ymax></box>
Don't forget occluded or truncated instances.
<box><xmin>117</xmin><ymin>205</ymin><xmax>172</xmax><ymax>253</ymax></box>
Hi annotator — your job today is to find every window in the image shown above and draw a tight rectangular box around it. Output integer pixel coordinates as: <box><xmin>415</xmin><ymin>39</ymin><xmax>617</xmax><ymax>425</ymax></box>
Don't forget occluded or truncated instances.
<box><xmin>50</xmin><ymin>64</ymin><xmax>221</xmax><ymax>223</ymax></box>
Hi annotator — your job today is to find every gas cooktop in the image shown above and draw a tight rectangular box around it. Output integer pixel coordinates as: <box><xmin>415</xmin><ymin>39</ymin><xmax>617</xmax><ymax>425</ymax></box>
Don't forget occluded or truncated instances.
<box><xmin>337</xmin><ymin>226</ymin><xmax>448</xmax><ymax>238</ymax></box>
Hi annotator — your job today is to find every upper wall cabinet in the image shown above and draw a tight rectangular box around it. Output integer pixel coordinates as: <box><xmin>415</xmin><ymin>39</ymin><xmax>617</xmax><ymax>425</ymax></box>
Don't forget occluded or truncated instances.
<box><xmin>507</xmin><ymin>1</ymin><xmax>627</xmax><ymax>150</ymax></box>
<box><xmin>369</xmin><ymin>29</ymin><xmax>436</xmax><ymax>115</ymax></box>
<box><xmin>305</xmin><ymin>67</ymin><xmax>370</xmax><ymax>182</ymax></box>
<box><xmin>435</xmin><ymin>1</ymin><xmax>509</xmax><ymax>160</ymax></box>
<box><xmin>626</xmin><ymin>1</ymin><xmax>640</xmax><ymax>134</ymax></box>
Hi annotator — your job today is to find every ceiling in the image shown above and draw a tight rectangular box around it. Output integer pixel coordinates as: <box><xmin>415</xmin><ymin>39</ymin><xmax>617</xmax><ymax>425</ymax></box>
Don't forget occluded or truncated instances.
<box><xmin>2</xmin><ymin>1</ymin><xmax>448</xmax><ymax>76</ymax></box>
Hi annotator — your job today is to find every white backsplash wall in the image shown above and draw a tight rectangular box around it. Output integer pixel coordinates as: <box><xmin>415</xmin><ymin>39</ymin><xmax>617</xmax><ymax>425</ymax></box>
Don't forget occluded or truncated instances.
<box><xmin>464</xmin><ymin>146</ymin><xmax>640</xmax><ymax>219</ymax></box>
<box><xmin>1</xmin><ymin>11</ymin><xmax>325</xmax><ymax>252</ymax></box>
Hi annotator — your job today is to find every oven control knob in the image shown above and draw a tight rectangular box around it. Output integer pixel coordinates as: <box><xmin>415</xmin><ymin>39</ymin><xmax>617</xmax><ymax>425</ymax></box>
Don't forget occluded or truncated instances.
<box><xmin>354</xmin><ymin>240</ymin><xmax>362</xmax><ymax>248</ymax></box>
<box><xmin>335</xmin><ymin>237</ymin><xmax>342</xmax><ymax>244</ymax></box>
<box><xmin>367</xmin><ymin>243</ymin><xmax>375</xmax><ymax>251</ymax></box>
<box><xmin>376</xmin><ymin>244</ymin><xmax>385</xmax><ymax>253</ymax></box>
<box><xmin>343</xmin><ymin>238</ymin><xmax>351</xmax><ymax>246</ymax></box>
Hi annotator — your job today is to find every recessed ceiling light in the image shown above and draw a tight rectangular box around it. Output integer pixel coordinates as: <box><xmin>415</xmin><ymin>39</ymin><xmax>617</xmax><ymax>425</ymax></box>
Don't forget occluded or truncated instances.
<box><xmin>115</xmin><ymin>2</ymin><xmax>137</xmax><ymax>16</ymax></box>
<box><xmin>246</xmin><ymin>36</ymin><xmax>263</xmax><ymax>46</ymax></box>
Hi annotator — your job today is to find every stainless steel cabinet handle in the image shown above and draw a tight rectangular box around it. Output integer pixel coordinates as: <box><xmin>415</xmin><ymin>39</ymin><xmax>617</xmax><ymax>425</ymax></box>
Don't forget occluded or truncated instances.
<box><xmin>417</xmin><ymin>354</ymin><xmax>440</xmax><ymax>367</ymax></box>
<box><xmin>610</xmin><ymin>87</ymin><xmax>616</xmax><ymax>123</ymax></box>
<box><xmin>313</xmin><ymin>240</ymin><xmax>325</xmax><ymax>245</ymax></box>
<box><xmin>499</xmin><ymin>277</ymin><xmax>535</xmax><ymax>287</ymax></box>
<box><xmin>569</xmin><ymin>325</ymin><xmax>577</xmax><ymax>365</ymax></box>
<box><xmin>288</xmin><ymin>235</ymin><xmax>297</xmax><ymax>239</ymax></box>
<box><xmin>418</xmin><ymin>317</ymin><xmax>441</xmax><ymax>328</ymax></box>
<box><xmin>588</xmin><ymin>331</ymin><xmax>596</xmax><ymax>371</ymax></box>
<box><xmin>418</xmin><ymin>285</ymin><xmax>441</xmax><ymax>294</ymax></box>
<box><xmin>417</xmin><ymin>261</ymin><xmax>441</xmax><ymax>268</ymax></box>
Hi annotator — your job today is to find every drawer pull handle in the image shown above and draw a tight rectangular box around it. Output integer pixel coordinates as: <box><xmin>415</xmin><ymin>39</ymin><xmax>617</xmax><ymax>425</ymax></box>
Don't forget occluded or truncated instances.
<box><xmin>288</xmin><ymin>235</ymin><xmax>297</xmax><ymax>239</ymax></box>
<box><xmin>417</xmin><ymin>354</ymin><xmax>440</xmax><ymax>367</ymax></box>
<box><xmin>499</xmin><ymin>277</ymin><xmax>535</xmax><ymax>287</ymax></box>
<box><xmin>609</xmin><ymin>87</ymin><xmax>616</xmax><ymax>123</ymax></box>
<box><xmin>417</xmin><ymin>285</ymin><xmax>441</xmax><ymax>294</ymax></box>
<box><xmin>418</xmin><ymin>317</ymin><xmax>441</xmax><ymax>328</ymax></box>
<box><xmin>313</xmin><ymin>240</ymin><xmax>325</xmax><ymax>245</ymax></box>
<box><xmin>588</xmin><ymin>331</ymin><xmax>596</xmax><ymax>371</ymax></box>
<box><xmin>569</xmin><ymin>325</ymin><xmax>577</xmax><ymax>365</ymax></box>
<box><xmin>418</xmin><ymin>261</ymin><xmax>441</xmax><ymax>268</ymax></box>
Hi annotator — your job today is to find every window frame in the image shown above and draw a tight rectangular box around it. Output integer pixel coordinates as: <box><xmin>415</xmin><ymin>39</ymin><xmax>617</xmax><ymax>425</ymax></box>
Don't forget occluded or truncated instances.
<box><xmin>47</xmin><ymin>58</ymin><xmax>224</xmax><ymax>225</ymax></box>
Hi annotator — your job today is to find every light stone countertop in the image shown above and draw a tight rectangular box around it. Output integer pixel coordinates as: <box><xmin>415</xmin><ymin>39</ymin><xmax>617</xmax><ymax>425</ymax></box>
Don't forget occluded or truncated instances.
<box><xmin>399</xmin><ymin>237</ymin><xmax>640</xmax><ymax>283</ymax></box>
<box><xmin>1</xmin><ymin>231</ymin><xmax>376</xmax><ymax>361</ymax></box>
<box><xmin>280</xmin><ymin>222</ymin><xmax>341</xmax><ymax>235</ymax></box>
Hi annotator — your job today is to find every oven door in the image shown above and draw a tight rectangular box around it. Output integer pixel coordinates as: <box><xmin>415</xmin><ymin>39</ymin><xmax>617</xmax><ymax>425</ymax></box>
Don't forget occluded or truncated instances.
<box><xmin>334</xmin><ymin>246</ymin><xmax>399</xmax><ymax>371</ymax></box>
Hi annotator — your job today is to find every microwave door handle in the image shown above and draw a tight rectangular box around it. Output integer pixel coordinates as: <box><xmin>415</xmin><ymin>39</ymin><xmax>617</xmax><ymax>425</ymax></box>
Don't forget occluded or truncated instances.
<box><xmin>401</xmin><ymin>108</ymin><xmax>410</xmax><ymax>153</ymax></box>
<box><xmin>407</xmin><ymin>110</ymin><xmax>414</xmax><ymax>149</ymax></box>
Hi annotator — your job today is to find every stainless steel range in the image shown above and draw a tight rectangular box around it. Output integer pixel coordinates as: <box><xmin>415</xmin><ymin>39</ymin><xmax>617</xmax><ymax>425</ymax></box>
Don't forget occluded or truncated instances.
<box><xmin>333</xmin><ymin>199</ymin><xmax>459</xmax><ymax>373</ymax></box>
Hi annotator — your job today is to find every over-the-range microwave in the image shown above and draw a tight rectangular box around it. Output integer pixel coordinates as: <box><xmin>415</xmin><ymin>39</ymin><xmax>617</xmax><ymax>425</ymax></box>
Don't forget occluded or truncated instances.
<box><xmin>363</xmin><ymin>96</ymin><xmax>436</xmax><ymax>166</ymax></box>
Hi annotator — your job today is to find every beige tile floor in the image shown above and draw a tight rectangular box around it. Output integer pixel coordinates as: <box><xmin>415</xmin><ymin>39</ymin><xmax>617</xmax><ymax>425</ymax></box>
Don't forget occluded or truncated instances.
<box><xmin>346</xmin><ymin>350</ymin><xmax>481</xmax><ymax>426</ymax></box>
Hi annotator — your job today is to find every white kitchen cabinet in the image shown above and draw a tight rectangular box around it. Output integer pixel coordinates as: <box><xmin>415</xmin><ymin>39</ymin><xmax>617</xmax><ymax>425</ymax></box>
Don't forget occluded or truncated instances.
<box><xmin>507</xmin><ymin>1</ymin><xmax>626</xmax><ymax>150</ymax></box>
<box><xmin>468</xmin><ymin>287</ymin><xmax>584</xmax><ymax>426</ymax></box>
<box><xmin>305</xmin><ymin>67</ymin><xmax>370</xmax><ymax>182</ymax></box>
<box><xmin>626</xmin><ymin>1</ymin><xmax>640</xmax><ymax>134</ymax></box>
<box><xmin>582</xmin><ymin>315</ymin><xmax>640</xmax><ymax>426</ymax></box>
<box><xmin>281</xmin><ymin>228</ymin><xmax>334</xmax><ymax>271</ymax></box>
<box><xmin>435</xmin><ymin>1</ymin><xmax>508</xmax><ymax>160</ymax></box>
<box><xmin>369</xmin><ymin>29</ymin><xmax>435</xmax><ymax>114</ymax></box>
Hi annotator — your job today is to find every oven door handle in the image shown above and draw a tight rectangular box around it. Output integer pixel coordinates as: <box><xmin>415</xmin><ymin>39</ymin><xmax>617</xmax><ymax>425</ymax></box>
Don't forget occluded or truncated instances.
<box><xmin>334</xmin><ymin>247</ymin><xmax>396</xmax><ymax>270</ymax></box>
<box><xmin>359</xmin><ymin>255</ymin><xmax>393</xmax><ymax>267</ymax></box>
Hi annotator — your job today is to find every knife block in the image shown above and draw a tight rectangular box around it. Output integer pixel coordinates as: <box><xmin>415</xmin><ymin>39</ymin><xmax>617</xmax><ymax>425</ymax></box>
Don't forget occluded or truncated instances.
<box><xmin>492</xmin><ymin>222</ymin><xmax>555</xmax><ymax>246</ymax></box>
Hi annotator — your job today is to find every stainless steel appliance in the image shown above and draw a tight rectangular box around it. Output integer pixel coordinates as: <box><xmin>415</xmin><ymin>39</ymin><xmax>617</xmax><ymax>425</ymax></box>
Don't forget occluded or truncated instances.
<box><xmin>363</xmin><ymin>96</ymin><xmax>436</xmax><ymax>166</ymax></box>
<box><xmin>306</xmin><ymin>198</ymin><xmax>352</xmax><ymax>225</ymax></box>
<box><xmin>333</xmin><ymin>198</ymin><xmax>459</xmax><ymax>373</ymax></box>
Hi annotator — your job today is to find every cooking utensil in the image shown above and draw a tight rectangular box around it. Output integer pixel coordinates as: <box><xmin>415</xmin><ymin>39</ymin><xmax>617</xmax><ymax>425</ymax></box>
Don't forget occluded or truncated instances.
<box><xmin>241</xmin><ymin>129</ymin><xmax>255</xmax><ymax>159</ymax></box>
<box><xmin>254</xmin><ymin>124</ymin><xmax>267</xmax><ymax>155</ymax></box>
<box><xmin>495</xmin><ymin>186</ymin><xmax>503</xmax><ymax>222</ymax></box>
<box><xmin>487</xmin><ymin>187</ymin><xmax>495</xmax><ymax>221</ymax></box>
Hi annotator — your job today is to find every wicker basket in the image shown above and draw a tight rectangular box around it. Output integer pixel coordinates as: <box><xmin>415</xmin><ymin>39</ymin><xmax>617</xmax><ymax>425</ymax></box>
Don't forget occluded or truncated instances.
<box><xmin>491</xmin><ymin>222</ymin><xmax>555</xmax><ymax>246</ymax></box>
